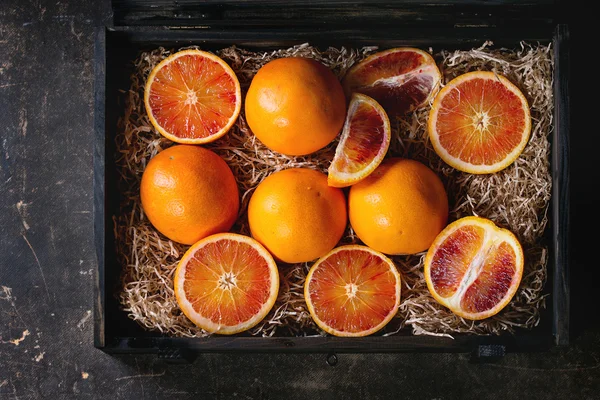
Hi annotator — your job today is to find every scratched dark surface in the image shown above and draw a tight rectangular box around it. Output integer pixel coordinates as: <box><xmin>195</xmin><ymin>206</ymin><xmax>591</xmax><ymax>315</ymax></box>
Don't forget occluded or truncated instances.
<box><xmin>0</xmin><ymin>1</ymin><xmax>598</xmax><ymax>399</ymax></box>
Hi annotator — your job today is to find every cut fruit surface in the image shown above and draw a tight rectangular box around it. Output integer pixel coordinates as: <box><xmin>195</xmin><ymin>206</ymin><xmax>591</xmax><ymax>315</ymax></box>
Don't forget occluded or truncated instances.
<box><xmin>304</xmin><ymin>245</ymin><xmax>401</xmax><ymax>337</ymax></box>
<box><xmin>328</xmin><ymin>93</ymin><xmax>391</xmax><ymax>188</ymax></box>
<box><xmin>342</xmin><ymin>47</ymin><xmax>441</xmax><ymax>117</ymax></box>
<box><xmin>174</xmin><ymin>233</ymin><xmax>279</xmax><ymax>334</ymax></box>
<box><xmin>145</xmin><ymin>49</ymin><xmax>242</xmax><ymax>144</ymax></box>
<box><xmin>428</xmin><ymin>71</ymin><xmax>531</xmax><ymax>174</ymax></box>
<box><xmin>424</xmin><ymin>216</ymin><xmax>524</xmax><ymax>320</ymax></box>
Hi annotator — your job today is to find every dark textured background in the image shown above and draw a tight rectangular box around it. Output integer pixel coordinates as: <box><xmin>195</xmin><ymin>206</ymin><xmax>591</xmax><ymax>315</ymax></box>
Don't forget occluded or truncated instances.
<box><xmin>1</xmin><ymin>1</ymin><xmax>598</xmax><ymax>399</ymax></box>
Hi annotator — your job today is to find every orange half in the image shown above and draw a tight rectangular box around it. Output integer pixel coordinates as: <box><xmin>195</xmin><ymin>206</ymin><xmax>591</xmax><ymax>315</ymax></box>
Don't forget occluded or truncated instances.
<box><xmin>174</xmin><ymin>233</ymin><xmax>279</xmax><ymax>334</ymax></box>
<box><xmin>328</xmin><ymin>93</ymin><xmax>391</xmax><ymax>188</ymax></box>
<box><xmin>342</xmin><ymin>47</ymin><xmax>441</xmax><ymax>117</ymax></box>
<box><xmin>424</xmin><ymin>216</ymin><xmax>524</xmax><ymax>320</ymax></box>
<box><xmin>145</xmin><ymin>49</ymin><xmax>242</xmax><ymax>144</ymax></box>
<box><xmin>428</xmin><ymin>71</ymin><xmax>531</xmax><ymax>174</ymax></box>
<box><xmin>304</xmin><ymin>245</ymin><xmax>401</xmax><ymax>337</ymax></box>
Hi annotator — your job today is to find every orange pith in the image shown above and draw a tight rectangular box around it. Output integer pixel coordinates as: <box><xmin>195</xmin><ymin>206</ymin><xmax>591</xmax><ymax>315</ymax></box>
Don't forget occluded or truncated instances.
<box><xmin>424</xmin><ymin>216</ymin><xmax>524</xmax><ymax>320</ymax></box>
<box><xmin>174</xmin><ymin>233</ymin><xmax>279</xmax><ymax>334</ymax></box>
<box><xmin>144</xmin><ymin>49</ymin><xmax>241</xmax><ymax>144</ymax></box>
<box><xmin>304</xmin><ymin>245</ymin><xmax>401</xmax><ymax>337</ymax></box>
<box><xmin>342</xmin><ymin>47</ymin><xmax>441</xmax><ymax>117</ymax></box>
<box><xmin>428</xmin><ymin>71</ymin><xmax>531</xmax><ymax>174</ymax></box>
<box><xmin>328</xmin><ymin>93</ymin><xmax>391</xmax><ymax>187</ymax></box>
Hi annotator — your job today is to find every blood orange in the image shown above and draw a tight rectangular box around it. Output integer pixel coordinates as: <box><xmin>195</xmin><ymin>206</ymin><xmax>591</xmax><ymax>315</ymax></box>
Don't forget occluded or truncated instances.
<box><xmin>144</xmin><ymin>49</ymin><xmax>242</xmax><ymax>144</ymax></box>
<box><xmin>327</xmin><ymin>93</ymin><xmax>391</xmax><ymax>188</ymax></box>
<box><xmin>174</xmin><ymin>233</ymin><xmax>279</xmax><ymax>334</ymax></box>
<box><xmin>304</xmin><ymin>245</ymin><xmax>401</xmax><ymax>337</ymax></box>
<box><xmin>424</xmin><ymin>216</ymin><xmax>524</xmax><ymax>320</ymax></box>
<box><xmin>428</xmin><ymin>71</ymin><xmax>531</xmax><ymax>174</ymax></box>
<box><xmin>342</xmin><ymin>47</ymin><xmax>441</xmax><ymax>117</ymax></box>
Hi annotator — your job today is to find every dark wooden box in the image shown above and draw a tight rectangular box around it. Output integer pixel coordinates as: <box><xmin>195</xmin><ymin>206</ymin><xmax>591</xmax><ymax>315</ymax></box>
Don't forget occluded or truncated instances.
<box><xmin>93</xmin><ymin>0</ymin><xmax>570</xmax><ymax>358</ymax></box>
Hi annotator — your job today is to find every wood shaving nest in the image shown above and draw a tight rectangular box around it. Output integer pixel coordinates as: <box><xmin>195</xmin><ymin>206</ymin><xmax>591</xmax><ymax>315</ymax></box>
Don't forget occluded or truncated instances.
<box><xmin>115</xmin><ymin>41</ymin><xmax>553</xmax><ymax>338</ymax></box>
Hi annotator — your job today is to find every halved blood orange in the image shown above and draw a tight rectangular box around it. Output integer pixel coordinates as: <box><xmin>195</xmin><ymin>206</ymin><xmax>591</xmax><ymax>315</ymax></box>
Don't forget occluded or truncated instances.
<box><xmin>342</xmin><ymin>47</ymin><xmax>441</xmax><ymax>117</ymax></box>
<box><xmin>304</xmin><ymin>245</ymin><xmax>401</xmax><ymax>337</ymax></box>
<box><xmin>144</xmin><ymin>49</ymin><xmax>242</xmax><ymax>144</ymax></box>
<box><xmin>424</xmin><ymin>216</ymin><xmax>524</xmax><ymax>320</ymax></box>
<box><xmin>428</xmin><ymin>71</ymin><xmax>531</xmax><ymax>174</ymax></box>
<box><xmin>174</xmin><ymin>233</ymin><xmax>279</xmax><ymax>334</ymax></box>
<box><xmin>328</xmin><ymin>93</ymin><xmax>391</xmax><ymax>188</ymax></box>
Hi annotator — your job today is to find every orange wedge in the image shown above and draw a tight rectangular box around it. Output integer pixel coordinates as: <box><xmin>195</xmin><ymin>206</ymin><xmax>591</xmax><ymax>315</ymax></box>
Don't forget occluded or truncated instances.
<box><xmin>304</xmin><ymin>245</ymin><xmax>401</xmax><ymax>337</ymax></box>
<box><xmin>327</xmin><ymin>93</ymin><xmax>391</xmax><ymax>188</ymax></box>
<box><xmin>174</xmin><ymin>233</ymin><xmax>279</xmax><ymax>334</ymax></box>
<box><xmin>424</xmin><ymin>216</ymin><xmax>524</xmax><ymax>320</ymax></box>
<box><xmin>428</xmin><ymin>71</ymin><xmax>531</xmax><ymax>174</ymax></box>
<box><xmin>342</xmin><ymin>47</ymin><xmax>441</xmax><ymax>117</ymax></box>
<box><xmin>145</xmin><ymin>49</ymin><xmax>242</xmax><ymax>144</ymax></box>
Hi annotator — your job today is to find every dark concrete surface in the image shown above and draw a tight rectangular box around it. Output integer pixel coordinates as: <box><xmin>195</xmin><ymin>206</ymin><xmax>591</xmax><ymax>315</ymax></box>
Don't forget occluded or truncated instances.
<box><xmin>1</xmin><ymin>1</ymin><xmax>598</xmax><ymax>399</ymax></box>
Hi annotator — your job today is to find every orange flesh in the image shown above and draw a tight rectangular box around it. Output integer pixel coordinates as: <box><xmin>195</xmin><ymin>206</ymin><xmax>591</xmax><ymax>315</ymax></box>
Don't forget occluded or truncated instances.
<box><xmin>429</xmin><ymin>225</ymin><xmax>485</xmax><ymax>298</ymax></box>
<box><xmin>435</xmin><ymin>77</ymin><xmax>527</xmax><ymax>166</ymax></box>
<box><xmin>308</xmin><ymin>249</ymin><xmax>398</xmax><ymax>334</ymax></box>
<box><xmin>182</xmin><ymin>239</ymin><xmax>272</xmax><ymax>326</ymax></box>
<box><xmin>460</xmin><ymin>242</ymin><xmax>517</xmax><ymax>313</ymax></box>
<box><xmin>347</xmin><ymin>51</ymin><xmax>435</xmax><ymax>115</ymax></box>
<box><xmin>148</xmin><ymin>54</ymin><xmax>238</xmax><ymax>139</ymax></box>
<box><xmin>332</xmin><ymin>100</ymin><xmax>387</xmax><ymax>174</ymax></box>
<box><xmin>429</xmin><ymin>225</ymin><xmax>518</xmax><ymax>313</ymax></box>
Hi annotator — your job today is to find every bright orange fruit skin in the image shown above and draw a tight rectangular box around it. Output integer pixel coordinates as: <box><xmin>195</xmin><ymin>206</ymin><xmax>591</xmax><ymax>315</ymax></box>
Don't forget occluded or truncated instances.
<box><xmin>244</xmin><ymin>57</ymin><xmax>346</xmax><ymax>156</ymax></box>
<box><xmin>140</xmin><ymin>145</ymin><xmax>240</xmax><ymax>245</ymax></box>
<box><xmin>348</xmin><ymin>158</ymin><xmax>448</xmax><ymax>255</ymax></box>
<box><xmin>248</xmin><ymin>168</ymin><xmax>348</xmax><ymax>263</ymax></box>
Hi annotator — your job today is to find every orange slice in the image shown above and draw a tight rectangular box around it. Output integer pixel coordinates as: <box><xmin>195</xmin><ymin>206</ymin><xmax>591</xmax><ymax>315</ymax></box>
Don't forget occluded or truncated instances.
<box><xmin>174</xmin><ymin>233</ymin><xmax>279</xmax><ymax>334</ymax></box>
<box><xmin>424</xmin><ymin>216</ymin><xmax>524</xmax><ymax>320</ymax></box>
<box><xmin>342</xmin><ymin>47</ymin><xmax>441</xmax><ymax>117</ymax></box>
<box><xmin>304</xmin><ymin>245</ymin><xmax>401</xmax><ymax>337</ymax></box>
<box><xmin>428</xmin><ymin>71</ymin><xmax>531</xmax><ymax>174</ymax></box>
<box><xmin>327</xmin><ymin>93</ymin><xmax>391</xmax><ymax>188</ymax></box>
<box><xmin>144</xmin><ymin>49</ymin><xmax>242</xmax><ymax>144</ymax></box>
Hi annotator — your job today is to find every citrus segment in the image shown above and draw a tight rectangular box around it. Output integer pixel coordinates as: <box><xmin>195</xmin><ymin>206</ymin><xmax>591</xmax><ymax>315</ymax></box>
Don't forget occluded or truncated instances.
<box><xmin>304</xmin><ymin>245</ymin><xmax>401</xmax><ymax>337</ymax></box>
<box><xmin>342</xmin><ymin>47</ymin><xmax>441</xmax><ymax>117</ymax></box>
<box><xmin>145</xmin><ymin>49</ymin><xmax>241</xmax><ymax>144</ymax></box>
<box><xmin>174</xmin><ymin>233</ymin><xmax>279</xmax><ymax>334</ymax></box>
<box><xmin>245</xmin><ymin>57</ymin><xmax>346</xmax><ymax>156</ymax></box>
<box><xmin>140</xmin><ymin>145</ymin><xmax>239</xmax><ymax>245</ymax></box>
<box><xmin>428</xmin><ymin>71</ymin><xmax>531</xmax><ymax>174</ymax></box>
<box><xmin>428</xmin><ymin>224</ymin><xmax>485</xmax><ymax>298</ymax></box>
<box><xmin>424</xmin><ymin>216</ymin><xmax>524</xmax><ymax>320</ymax></box>
<box><xmin>327</xmin><ymin>93</ymin><xmax>391</xmax><ymax>187</ymax></box>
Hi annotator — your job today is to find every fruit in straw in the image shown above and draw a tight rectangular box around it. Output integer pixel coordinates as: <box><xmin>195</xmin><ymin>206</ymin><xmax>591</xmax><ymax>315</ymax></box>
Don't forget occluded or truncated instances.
<box><xmin>145</xmin><ymin>49</ymin><xmax>241</xmax><ymax>144</ymax></box>
<box><xmin>424</xmin><ymin>216</ymin><xmax>524</xmax><ymax>320</ymax></box>
<box><xmin>348</xmin><ymin>158</ymin><xmax>448</xmax><ymax>255</ymax></box>
<box><xmin>244</xmin><ymin>57</ymin><xmax>346</xmax><ymax>156</ymax></box>
<box><xmin>304</xmin><ymin>245</ymin><xmax>401</xmax><ymax>337</ymax></box>
<box><xmin>140</xmin><ymin>145</ymin><xmax>239</xmax><ymax>245</ymax></box>
<box><xmin>174</xmin><ymin>233</ymin><xmax>279</xmax><ymax>334</ymax></box>
<box><xmin>428</xmin><ymin>71</ymin><xmax>531</xmax><ymax>174</ymax></box>
<box><xmin>248</xmin><ymin>168</ymin><xmax>347</xmax><ymax>264</ymax></box>
<box><xmin>327</xmin><ymin>93</ymin><xmax>391</xmax><ymax>188</ymax></box>
<box><xmin>342</xmin><ymin>47</ymin><xmax>441</xmax><ymax>117</ymax></box>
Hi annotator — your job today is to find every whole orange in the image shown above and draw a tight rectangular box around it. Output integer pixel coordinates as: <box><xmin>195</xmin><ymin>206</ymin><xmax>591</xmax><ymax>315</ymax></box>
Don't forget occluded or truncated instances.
<box><xmin>140</xmin><ymin>145</ymin><xmax>239</xmax><ymax>245</ymax></box>
<box><xmin>248</xmin><ymin>168</ymin><xmax>347</xmax><ymax>263</ymax></box>
<box><xmin>244</xmin><ymin>57</ymin><xmax>346</xmax><ymax>156</ymax></box>
<box><xmin>348</xmin><ymin>158</ymin><xmax>448</xmax><ymax>255</ymax></box>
